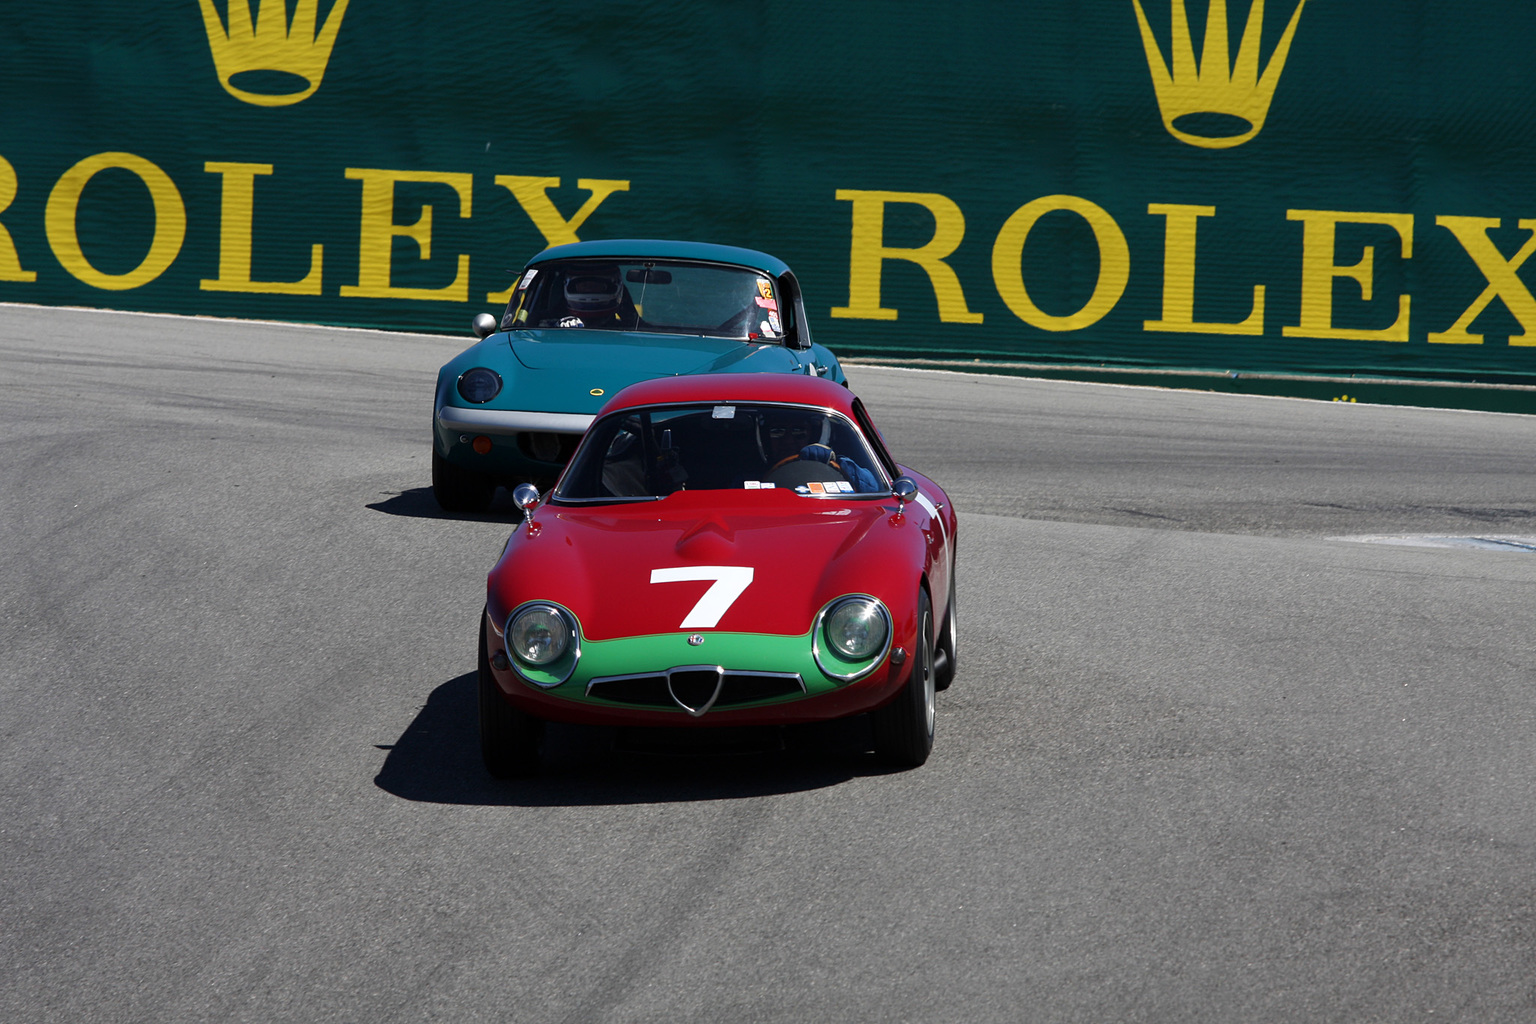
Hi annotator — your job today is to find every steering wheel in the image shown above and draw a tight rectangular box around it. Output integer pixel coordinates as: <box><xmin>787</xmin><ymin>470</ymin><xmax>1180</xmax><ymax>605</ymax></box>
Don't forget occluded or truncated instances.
<box><xmin>770</xmin><ymin>452</ymin><xmax>840</xmax><ymax>471</ymax></box>
<box><xmin>715</xmin><ymin>308</ymin><xmax>756</xmax><ymax>335</ymax></box>
<box><xmin>764</xmin><ymin>456</ymin><xmax>847</xmax><ymax>487</ymax></box>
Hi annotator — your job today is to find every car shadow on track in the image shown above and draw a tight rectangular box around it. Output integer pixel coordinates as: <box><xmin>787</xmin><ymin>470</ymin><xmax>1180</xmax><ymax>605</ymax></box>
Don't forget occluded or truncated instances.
<box><xmin>366</xmin><ymin>486</ymin><xmax>522</xmax><ymax>521</ymax></box>
<box><xmin>374</xmin><ymin>672</ymin><xmax>901</xmax><ymax>806</ymax></box>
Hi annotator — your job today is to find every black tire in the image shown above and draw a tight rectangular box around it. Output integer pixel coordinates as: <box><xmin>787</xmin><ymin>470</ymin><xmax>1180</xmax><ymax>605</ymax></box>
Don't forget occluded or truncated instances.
<box><xmin>934</xmin><ymin>563</ymin><xmax>958</xmax><ymax>692</ymax></box>
<box><xmin>433</xmin><ymin>448</ymin><xmax>495</xmax><ymax>514</ymax></box>
<box><xmin>872</xmin><ymin>587</ymin><xmax>936</xmax><ymax>767</ymax></box>
<box><xmin>479</xmin><ymin>612</ymin><xmax>541</xmax><ymax>778</ymax></box>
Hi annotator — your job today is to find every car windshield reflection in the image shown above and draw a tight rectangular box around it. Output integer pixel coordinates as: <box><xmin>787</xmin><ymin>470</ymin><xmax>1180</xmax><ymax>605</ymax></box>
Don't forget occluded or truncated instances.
<box><xmin>554</xmin><ymin>403</ymin><xmax>889</xmax><ymax>503</ymax></box>
<box><xmin>501</xmin><ymin>259</ymin><xmax>784</xmax><ymax>341</ymax></box>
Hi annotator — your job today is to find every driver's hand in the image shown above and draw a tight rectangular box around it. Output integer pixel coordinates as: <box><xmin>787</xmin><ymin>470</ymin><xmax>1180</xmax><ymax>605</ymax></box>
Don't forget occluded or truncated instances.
<box><xmin>800</xmin><ymin>443</ymin><xmax>837</xmax><ymax>464</ymax></box>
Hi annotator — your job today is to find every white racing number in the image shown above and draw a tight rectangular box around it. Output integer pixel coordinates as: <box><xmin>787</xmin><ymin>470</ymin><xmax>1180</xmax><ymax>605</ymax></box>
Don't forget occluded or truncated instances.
<box><xmin>650</xmin><ymin>566</ymin><xmax>754</xmax><ymax>629</ymax></box>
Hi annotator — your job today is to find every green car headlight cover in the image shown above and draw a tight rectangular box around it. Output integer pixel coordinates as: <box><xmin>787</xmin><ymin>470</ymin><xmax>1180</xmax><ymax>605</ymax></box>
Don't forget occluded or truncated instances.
<box><xmin>457</xmin><ymin>367</ymin><xmax>503</xmax><ymax>404</ymax></box>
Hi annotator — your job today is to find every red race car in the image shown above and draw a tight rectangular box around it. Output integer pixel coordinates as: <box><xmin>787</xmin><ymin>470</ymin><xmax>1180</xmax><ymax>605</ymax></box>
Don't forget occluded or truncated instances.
<box><xmin>478</xmin><ymin>373</ymin><xmax>958</xmax><ymax>775</ymax></box>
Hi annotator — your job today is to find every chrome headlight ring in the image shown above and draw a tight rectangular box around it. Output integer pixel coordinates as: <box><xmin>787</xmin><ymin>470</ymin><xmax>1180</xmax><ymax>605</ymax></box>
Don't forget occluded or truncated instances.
<box><xmin>812</xmin><ymin>595</ymin><xmax>893</xmax><ymax>682</ymax></box>
<box><xmin>502</xmin><ymin>601</ymin><xmax>581</xmax><ymax>688</ymax></box>
<box><xmin>457</xmin><ymin>367</ymin><xmax>503</xmax><ymax>404</ymax></box>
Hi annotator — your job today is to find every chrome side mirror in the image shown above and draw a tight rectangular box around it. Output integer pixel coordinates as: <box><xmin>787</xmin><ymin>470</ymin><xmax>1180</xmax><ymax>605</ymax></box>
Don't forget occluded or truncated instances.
<box><xmin>512</xmin><ymin>482</ymin><xmax>541</xmax><ymax>526</ymax></box>
<box><xmin>892</xmin><ymin>477</ymin><xmax>918</xmax><ymax>506</ymax></box>
<box><xmin>471</xmin><ymin>313</ymin><xmax>497</xmax><ymax>339</ymax></box>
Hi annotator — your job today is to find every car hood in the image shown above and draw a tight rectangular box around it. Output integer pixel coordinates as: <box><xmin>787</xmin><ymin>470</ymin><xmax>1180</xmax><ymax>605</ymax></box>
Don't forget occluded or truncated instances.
<box><xmin>507</xmin><ymin>328</ymin><xmax>801</xmax><ymax>376</ymax></box>
<box><xmin>489</xmin><ymin>489</ymin><xmax>922</xmax><ymax>641</ymax></box>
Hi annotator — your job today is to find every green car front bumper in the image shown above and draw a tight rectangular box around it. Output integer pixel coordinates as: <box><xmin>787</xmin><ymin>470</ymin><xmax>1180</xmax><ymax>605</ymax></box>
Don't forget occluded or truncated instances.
<box><xmin>487</xmin><ymin>626</ymin><xmax>904</xmax><ymax>727</ymax></box>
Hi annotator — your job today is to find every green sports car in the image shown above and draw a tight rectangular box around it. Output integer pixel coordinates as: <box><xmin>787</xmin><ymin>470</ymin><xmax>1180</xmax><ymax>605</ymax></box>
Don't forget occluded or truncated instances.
<box><xmin>432</xmin><ymin>239</ymin><xmax>848</xmax><ymax>512</ymax></box>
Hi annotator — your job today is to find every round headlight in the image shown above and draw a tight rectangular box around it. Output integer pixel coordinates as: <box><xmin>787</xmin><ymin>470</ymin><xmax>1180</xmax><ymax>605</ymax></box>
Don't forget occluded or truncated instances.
<box><xmin>823</xmin><ymin>597</ymin><xmax>889</xmax><ymax>660</ymax></box>
<box><xmin>507</xmin><ymin>604</ymin><xmax>570</xmax><ymax>665</ymax></box>
<box><xmin>457</xmin><ymin>367</ymin><xmax>503</xmax><ymax>404</ymax></box>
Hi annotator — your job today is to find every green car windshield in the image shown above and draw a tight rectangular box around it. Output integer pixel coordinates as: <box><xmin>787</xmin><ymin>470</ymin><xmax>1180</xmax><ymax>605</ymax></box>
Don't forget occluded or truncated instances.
<box><xmin>500</xmin><ymin>259</ymin><xmax>784</xmax><ymax>341</ymax></box>
<box><xmin>555</xmin><ymin>403</ymin><xmax>890</xmax><ymax>503</ymax></box>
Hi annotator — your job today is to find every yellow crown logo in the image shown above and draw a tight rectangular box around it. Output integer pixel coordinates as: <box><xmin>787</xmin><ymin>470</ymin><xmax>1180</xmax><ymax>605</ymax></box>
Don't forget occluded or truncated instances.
<box><xmin>197</xmin><ymin>0</ymin><xmax>351</xmax><ymax>107</ymax></box>
<box><xmin>1132</xmin><ymin>0</ymin><xmax>1307</xmax><ymax>149</ymax></box>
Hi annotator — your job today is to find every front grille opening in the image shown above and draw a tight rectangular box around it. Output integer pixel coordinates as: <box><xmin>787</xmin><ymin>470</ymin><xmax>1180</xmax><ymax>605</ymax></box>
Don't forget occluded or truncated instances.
<box><xmin>588</xmin><ymin>670</ymin><xmax>806</xmax><ymax>712</ymax></box>
<box><xmin>588</xmin><ymin>675</ymin><xmax>670</xmax><ymax>707</ymax></box>
<box><xmin>516</xmin><ymin>431</ymin><xmax>582</xmax><ymax>466</ymax></box>
<box><xmin>714</xmin><ymin>673</ymin><xmax>805</xmax><ymax>706</ymax></box>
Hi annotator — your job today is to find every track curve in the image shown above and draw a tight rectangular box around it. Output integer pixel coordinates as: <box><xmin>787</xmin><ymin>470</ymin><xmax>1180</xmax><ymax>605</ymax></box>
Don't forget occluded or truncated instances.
<box><xmin>3</xmin><ymin>306</ymin><xmax>1535</xmax><ymax>1023</ymax></box>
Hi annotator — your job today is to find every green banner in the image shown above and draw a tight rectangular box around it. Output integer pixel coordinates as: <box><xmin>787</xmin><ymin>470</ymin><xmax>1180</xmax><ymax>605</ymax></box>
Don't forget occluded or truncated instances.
<box><xmin>3</xmin><ymin>2</ymin><xmax>1535</xmax><ymax>399</ymax></box>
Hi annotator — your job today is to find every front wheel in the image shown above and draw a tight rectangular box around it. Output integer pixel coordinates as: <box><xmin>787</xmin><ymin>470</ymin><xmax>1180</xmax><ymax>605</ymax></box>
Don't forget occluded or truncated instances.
<box><xmin>433</xmin><ymin>448</ymin><xmax>495</xmax><ymax>514</ymax></box>
<box><xmin>872</xmin><ymin>588</ymin><xmax>936</xmax><ymax>767</ymax></box>
<box><xmin>479</xmin><ymin>612</ymin><xmax>541</xmax><ymax>778</ymax></box>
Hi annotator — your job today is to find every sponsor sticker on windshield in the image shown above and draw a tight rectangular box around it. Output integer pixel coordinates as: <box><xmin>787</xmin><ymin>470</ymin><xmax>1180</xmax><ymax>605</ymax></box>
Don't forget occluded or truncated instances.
<box><xmin>518</xmin><ymin>268</ymin><xmax>538</xmax><ymax>290</ymax></box>
<box><xmin>713</xmin><ymin>405</ymin><xmax>736</xmax><ymax>419</ymax></box>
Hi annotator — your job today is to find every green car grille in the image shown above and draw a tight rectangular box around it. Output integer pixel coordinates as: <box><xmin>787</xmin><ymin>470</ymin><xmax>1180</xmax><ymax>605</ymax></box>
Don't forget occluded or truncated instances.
<box><xmin>505</xmin><ymin>628</ymin><xmax>887</xmax><ymax>715</ymax></box>
<box><xmin>587</xmin><ymin>669</ymin><xmax>805</xmax><ymax>710</ymax></box>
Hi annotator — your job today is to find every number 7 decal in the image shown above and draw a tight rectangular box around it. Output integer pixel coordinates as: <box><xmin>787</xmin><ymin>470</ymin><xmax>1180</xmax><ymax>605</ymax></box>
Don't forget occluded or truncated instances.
<box><xmin>650</xmin><ymin>566</ymin><xmax>754</xmax><ymax>629</ymax></box>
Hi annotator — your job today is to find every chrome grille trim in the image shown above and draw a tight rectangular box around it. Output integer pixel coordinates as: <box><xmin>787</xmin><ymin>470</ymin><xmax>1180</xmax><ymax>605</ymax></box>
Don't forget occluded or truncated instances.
<box><xmin>586</xmin><ymin>668</ymin><xmax>806</xmax><ymax>713</ymax></box>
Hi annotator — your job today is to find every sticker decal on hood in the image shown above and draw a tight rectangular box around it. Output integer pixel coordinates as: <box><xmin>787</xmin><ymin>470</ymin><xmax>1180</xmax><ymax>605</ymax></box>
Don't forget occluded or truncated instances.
<box><xmin>650</xmin><ymin>565</ymin><xmax>754</xmax><ymax>629</ymax></box>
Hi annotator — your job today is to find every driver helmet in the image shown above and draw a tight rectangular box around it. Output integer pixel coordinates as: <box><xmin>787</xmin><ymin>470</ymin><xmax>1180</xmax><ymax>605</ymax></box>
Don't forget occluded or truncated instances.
<box><xmin>759</xmin><ymin>408</ymin><xmax>826</xmax><ymax>461</ymax></box>
<box><xmin>563</xmin><ymin>265</ymin><xmax>625</xmax><ymax>315</ymax></box>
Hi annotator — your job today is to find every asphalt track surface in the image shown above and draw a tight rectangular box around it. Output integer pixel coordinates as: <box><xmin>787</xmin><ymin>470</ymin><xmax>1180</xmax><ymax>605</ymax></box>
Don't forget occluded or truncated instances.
<box><xmin>4</xmin><ymin>305</ymin><xmax>1536</xmax><ymax>1024</ymax></box>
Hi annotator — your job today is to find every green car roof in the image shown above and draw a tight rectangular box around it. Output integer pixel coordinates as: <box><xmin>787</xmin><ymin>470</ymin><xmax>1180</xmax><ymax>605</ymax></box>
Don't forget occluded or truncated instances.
<box><xmin>527</xmin><ymin>239</ymin><xmax>792</xmax><ymax>277</ymax></box>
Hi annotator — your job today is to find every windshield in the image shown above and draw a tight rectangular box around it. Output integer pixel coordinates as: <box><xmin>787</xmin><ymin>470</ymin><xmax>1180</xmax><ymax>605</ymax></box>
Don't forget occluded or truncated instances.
<box><xmin>500</xmin><ymin>258</ymin><xmax>783</xmax><ymax>341</ymax></box>
<box><xmin>555</xmin><ymin>403</ymin><xmax>890</xmax><ymax>502</ymax></box>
